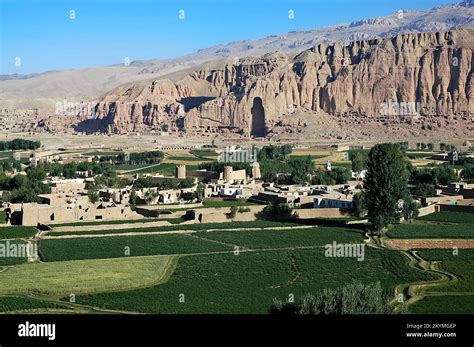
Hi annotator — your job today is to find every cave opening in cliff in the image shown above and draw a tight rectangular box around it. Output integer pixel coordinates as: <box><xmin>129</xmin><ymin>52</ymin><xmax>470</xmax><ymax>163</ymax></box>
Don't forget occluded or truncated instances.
<box><xmin>250</xmin><ymin>97</ymin><xmax>266</xmax><ymax>137</ymax></box>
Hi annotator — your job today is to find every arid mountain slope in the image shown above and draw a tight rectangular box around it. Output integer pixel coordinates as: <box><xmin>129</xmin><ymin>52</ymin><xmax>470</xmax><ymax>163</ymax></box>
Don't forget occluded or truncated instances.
<box><xmin>1</xmin><ymin>1</ymin><xmax>473</xmax><ymax>111</ymax></box>
<box><xmin>77</xmin><ymin>30</ymin><xmax>473</xmax><ymax>138</ymax></box>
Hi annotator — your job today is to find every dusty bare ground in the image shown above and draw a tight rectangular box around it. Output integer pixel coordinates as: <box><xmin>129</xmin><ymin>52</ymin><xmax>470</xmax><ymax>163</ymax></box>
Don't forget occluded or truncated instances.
<box><xmin>2</xmin><ymin>111</ymin><xmax>473</xmax><ymax>152</ymax></box>
<box><xmin>386</xmin><ymin>239</ymin><xmax>474</xmax><ymax>250</ymax></box>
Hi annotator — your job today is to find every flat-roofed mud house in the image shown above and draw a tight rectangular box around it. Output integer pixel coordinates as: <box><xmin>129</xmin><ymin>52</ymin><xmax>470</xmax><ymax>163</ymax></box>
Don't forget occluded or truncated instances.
<box><xmin>8</xmin><ymin>189</ymin><xmax>141</xmax><ymax>226</ymax></box>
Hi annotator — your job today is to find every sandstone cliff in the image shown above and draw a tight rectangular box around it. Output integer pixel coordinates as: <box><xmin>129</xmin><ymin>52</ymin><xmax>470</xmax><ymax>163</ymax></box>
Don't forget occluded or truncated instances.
<box><xmin>78</xmin><ymin>30</ymin><xmax>474</xmax><ymax>137</ymax></box>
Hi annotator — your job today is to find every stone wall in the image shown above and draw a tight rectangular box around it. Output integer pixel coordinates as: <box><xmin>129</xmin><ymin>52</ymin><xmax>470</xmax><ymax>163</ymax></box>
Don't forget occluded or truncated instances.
<box><xmin>21</xmin><ymin>203</ymin><xmax>142</xmax><ymax>226</ymax></box>
<box><xmin>438</xmin><ymin>204</ymin><xmax>474</xmax><ymax>213</ymax></box>
<box><xmin>294</xmin><ymin>208</ymin><xmax>352</xmax><ymax>219</ymax></box>
<box><xmin>418</xmin><ymin>204</ymin><xmax>437</xmax><ymax>217</ymax></box>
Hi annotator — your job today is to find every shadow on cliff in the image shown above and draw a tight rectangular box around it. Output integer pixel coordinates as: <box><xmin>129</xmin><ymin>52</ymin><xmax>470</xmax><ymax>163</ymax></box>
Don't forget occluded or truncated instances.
<box><xmin>178</xmin><ymin>96</ymin><xmax>216</xmax><ymax>112</ymax></box>
<box><xmin>73</xmin><ymin>118</ymin><xmax>108</xmax><ymax>133</ymax></box>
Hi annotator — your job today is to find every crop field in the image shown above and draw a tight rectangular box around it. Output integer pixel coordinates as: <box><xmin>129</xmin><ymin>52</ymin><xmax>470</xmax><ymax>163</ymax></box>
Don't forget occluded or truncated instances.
<box><xmin>190</xmin><ymin>150</ymin><xmax>219</xmax><ymax>158</ymax></box>
<box><xmin>0</xmin><ymin>226</ymin><xmax>38</xmax><ymax>240</ymax></box>
<box><xmin>51</xmin><ymin>218</ymin><xmax>183</xmax><ymax>228</ymax></box>
<box><xmin>0</xmin><ymin>296</ymin><xmax>70</xmax><ymax>313</ymax></box>
<box><xmin>48</xmin><ymin>220</ymin><xmax>301</xmax><ymax>236</ymax></box>
<box><xmin>386</xmin><ymin>223</ymin><xmax>474</xmax><ymax>239</ymax></box>
<box><xmin>73</xmin><ymin>247</ymin><xmax>435</xmax><ymax>314</ymax></box>
<box><xmin>418</xmin><ymin>212</ymin><xmax>474</xmax><ymax>224</ymax></box>
<box><xmin>408</xmin><ymin>249</ymin><xmax>474</xmax><ymax>314</ymax></box>
<box><xmin>410</xmin><ymin>295</ymin><xmax>474</xmax><ymax>314</ymax></box>
<box><xmin>166</xmin><ymin>155</ymin><xmax>212</xmax><ymax>162</ymax></box>
<box><xmin>194</xmin><ymin>227</ymin><xmax>363</xmax><ymax>250</ymax></box>
<box><xmin>0</xmin><ymin>239</ymin><xmax>28</xmax><ymax>265</ymax></box>
<box><xmin>416</xmin><ymin>250</ymin><xmax>474</xmax><ymax>293</ymax></box>
<box><xmin>113</xmin><ymin>164</ymin><xmax>150</xmax><ymax>170</ymax></box>
<box><xmin>130</xmin><ymin>163</ymin><xmax>198</xmax><ymax>175</ymax></box>
<box><xmin>0</xmin><ymin>255</ymin><xmax>175</xmax><ymax>295</ymax></box>
<box><xmin>406</xmin><ymin>152</ymin><xmax>435</xmax><ymax>159</ymax></box>
<box><xmin>39</xmin><ymin>234</ymin><xmax>233</xmax><ymax>261</ymax></box>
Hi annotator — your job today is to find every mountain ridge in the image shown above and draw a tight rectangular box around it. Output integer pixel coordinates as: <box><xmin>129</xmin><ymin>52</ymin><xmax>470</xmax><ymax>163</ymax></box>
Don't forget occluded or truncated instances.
<box><xmin>72</xmin><ymin>29</ymin><xmax>473</xmax><ymax>141</ymax></box>
<box><xmin>1</xmin><ymin>1</ymin><xmax>473</xmax><ymax>112</ymax></box>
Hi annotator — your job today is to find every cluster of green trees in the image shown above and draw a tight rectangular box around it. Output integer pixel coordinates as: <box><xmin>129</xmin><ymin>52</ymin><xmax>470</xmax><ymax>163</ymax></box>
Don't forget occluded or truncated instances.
<box><xmin>0</xmin><ymin>166</ymin><xmax>49</xmax><ymax>203</ymax></box>
<box><xmin>99</xmin><ymin>150</ymin><xmax>165</xmax><ymax>165</ymax></box>
<box><xmin>311</xmin><ymin>167</ymin><xmax>351</xmax><ymax>185</ymax></box>
<box><xmin>349</xmin><ymin>150</ymin><xmax>367</xmax><ymax>176</ymax></box>
<box><xmin>269</xmin><ymin>281</ymin><xmax>391</xmax><ymax>314</ymax></box>
<box><xmin>258</xmin><ymin>145</ymin><xmax>351</xmax><ymax>184</ymax></box>
<box><xmin>440</xmin><ymin>143</ymin><xmax>457</xmax><ymax>152</ymax></box>
<box><xmin>349</xmin><ymin>142</ymin><xmax>470</xmax><ymax>229</ymax></box>
<box><xmin>410</xmin><ymin>165</ymin><xmax>457</xmax><ymax>187</ymax></box>
<box><xmin>1</xmin><ymin>161</ymin><xmax>22</xmax><ymax>173</ymax></box>
<box><xmin>415</xmin><ymin>142</ymin><xmax>434</xmax><ymax>151</ymax></box>
<box><xmin>257</xmin><ymin>144</ymin><xmax>292</xmax><ymax>161</ymax></box>
<box><xmin>461</xmin><ymin>166</ymin><xmax>474</xmax><ymax>183</ymax></box>
<box><xmin>397</xmin><ymin>141</ymin><xmax>409</xmax><ymax>152</ymax></box>
<box><xmin>410</xmin><ymin>183</ymin><xmax>437</xmax><ymax>198</ymax></box>
<box><xmin>356</xmin><ymin>143</ymin><xmax>419</xmax><ymax>232</ymax></box>
<box><xmin>38</xmin><ymin>162</ymin><xmax>115</xmax><ymax>179</ymax></box>
<box><xmin>259</xmin><ymin>203</ymin><xmax>293</xmax><ymax>221</ymax></box>
<box><xmin>201</xmin><ymin>145</ymin><xmax>354</xmax><ymax>185</ymax></box>
<box><xmin>0</xmin><ymin>139</ymin><xmax>41</xmax><ymax>151</ymax></box>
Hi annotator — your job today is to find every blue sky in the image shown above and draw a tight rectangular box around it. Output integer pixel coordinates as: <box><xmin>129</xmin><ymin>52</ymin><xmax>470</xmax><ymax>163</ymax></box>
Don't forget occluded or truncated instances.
<box><xmin>0</xmin><ymin>0</ymin><xmax>456</xmax><ymax>74</ymax></box>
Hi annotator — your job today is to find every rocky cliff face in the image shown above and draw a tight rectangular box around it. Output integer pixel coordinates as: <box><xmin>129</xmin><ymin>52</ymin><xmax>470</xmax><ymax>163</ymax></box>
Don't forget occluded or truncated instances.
<box><xmin>78</xmin><ymin>30</ymin><xmax>474</xmax><ymax>136</ymax></box>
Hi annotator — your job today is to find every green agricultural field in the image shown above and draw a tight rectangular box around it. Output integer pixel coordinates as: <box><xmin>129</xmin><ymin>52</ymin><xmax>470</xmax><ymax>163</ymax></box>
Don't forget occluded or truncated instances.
<box><xmin>0</xmin><ymin>296</ymin><xmax>70</xmax><ymax>313</ymax></box>
<box><xmin>416</xmin><ymin>250</ymin><xmax>474</xmax><ymax>293</ymax></box>
<box><xmin>74</xmin><ymin>247</ymin><xmax>435</xmax><ymax>314</ymax></box>
<box><xmin>418</xmin><ymin>212</ymin><xmax>474</xmax><ymax>224</ymax></box>
<box><xmin>194</xmin><ymin>227</ymin><xmax>363</xmax><ymax>250</ymax></box>
<box><xmin>0</xmin><ymin>150</ymin><xmax>14</xmax><ymax>158</ymax></box>
<box><xmin>0</xmin><ymin>226</ymin><xmax>38</xmax><ymax>240</ymax></box>
<box><xmin>387</xmin><ymin>223</ymin><xmax>474</xmax><ymax>239</ymax></box>
<box><xmin>48</xmin><ymin>220</ymin><xmax>300</xmax><ymax>236</ymax></box>
<box><xmin>408</xmin><ymin>249</ymin><xmax>474</xmax><ymax>314</ymax></box>
<box><xmin>39</xmin><ymin>234</ymin><xmax>233</xmax><ymax>261</ymax></box>
<box><xmin>51</xmin><ymin>217</ymin><xmax>183</xmax><ymax>227</ymax></box>
<box><xmin>131</xmin><ymin>163</ymin><xmax>198</xmax><ymax>175</ymax></box>
<box><xmin>190</xmin><ymin>150</ymin><xmax>219</xmax><ymax>158</ymax></box>
<box><xmin>0</xmin><ymin>157</ymin><xmax>30</xmax><ymax>164</ymax></box>
<box><xmin>167</xmin><ymin>156</ymin><xmax>211</xmax><ymax>162</ymax></box>
<box><xmin>0</xmin><ymin>255</ymin><xmax>175</xmax><ymax>295</ymax></box>
<box><xmin>0</xmin><ymin>211</ymin><xmax>6</xmax><ymax>224</ymax></box>
<box><xmin>406</xmin><ymin>152</ymin><xmax>435</xmax><ymax>159</ymax></box>
<box><xmin>113</xmin><ymin>164</ymin><xmax>150</xmax><ymax>170</ymax></box>
<box><xmin>409</xmin><ymin>295</ymin><xmax>474</xmax><ymax>314</ymax></box>
<box><xmin>0</xmin><ymin>240</ymin><xmax>28</xmax><ymax>265</ymax></box>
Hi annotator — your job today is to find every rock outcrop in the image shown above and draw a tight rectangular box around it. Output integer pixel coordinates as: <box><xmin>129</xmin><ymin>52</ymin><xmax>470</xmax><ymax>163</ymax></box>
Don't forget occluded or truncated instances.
<box><xmin>78</xmin><ymin>30</ymin><xmax>474</xmax><ymax>137</ymax></box>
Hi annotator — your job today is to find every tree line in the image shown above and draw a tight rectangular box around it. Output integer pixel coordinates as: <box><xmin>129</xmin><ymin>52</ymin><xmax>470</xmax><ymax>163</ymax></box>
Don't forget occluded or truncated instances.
<box><xmin>0</xmin><ymin>139</ymin><xmax>41</xmax><ymax>151</ymax></box>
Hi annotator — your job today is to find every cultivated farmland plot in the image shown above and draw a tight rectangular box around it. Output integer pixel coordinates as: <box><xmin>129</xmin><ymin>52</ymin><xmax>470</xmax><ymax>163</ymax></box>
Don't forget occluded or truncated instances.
<box><xmin>0</xmin><ymin>255</ymin><xmax>175</xmax><ymax>295</ymax></box>
<box><xmin>409</xmin><ymin>250</ymin><xmax>474</xmax><ymax>314</ymax></box>
<box><xmin>387</xmin><ymin>223</ymin><xmax>474</xmax><ymax>239</ymax></box>
<box><xmin>0</xmin><ymin>296</ymin><xmax>70</xmax><ymax>313</ymax></box>
<box><xmin>73</xmin><ymin>248</ymin><xmax>435</xmax><ymax>314</ymax></box>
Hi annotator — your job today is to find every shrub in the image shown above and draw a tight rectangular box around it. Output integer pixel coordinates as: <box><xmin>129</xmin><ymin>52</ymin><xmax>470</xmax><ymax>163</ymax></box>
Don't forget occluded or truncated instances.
<box><xmin>269</xmin><ymin>281</ymin><xmax>391</xmax><ymax>315</ymax></box>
